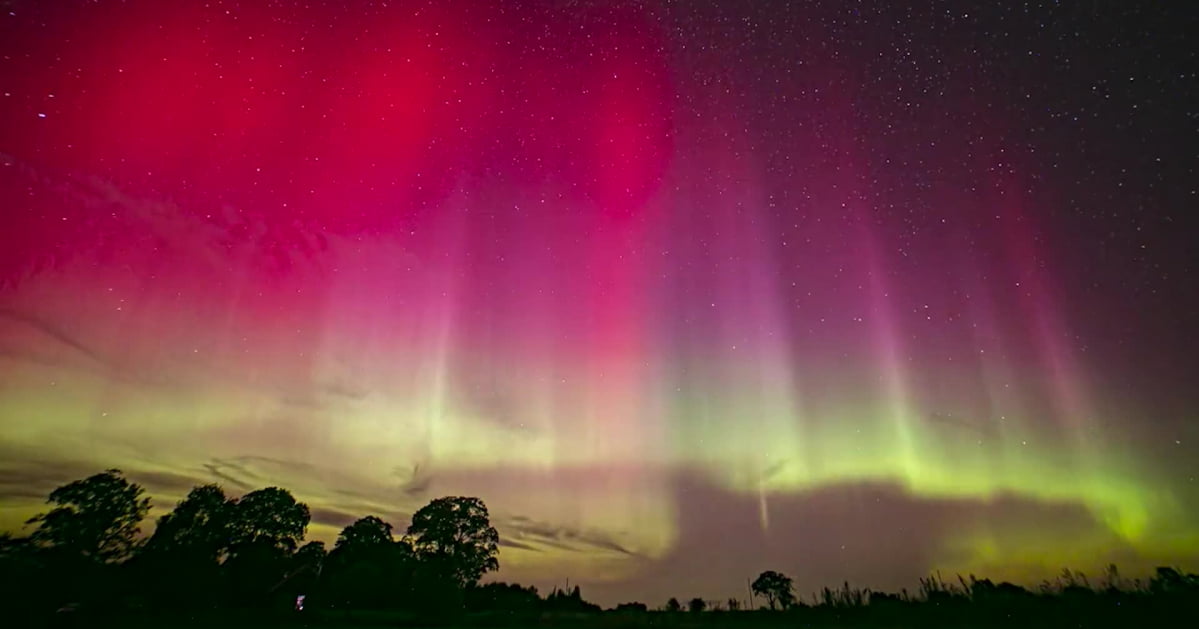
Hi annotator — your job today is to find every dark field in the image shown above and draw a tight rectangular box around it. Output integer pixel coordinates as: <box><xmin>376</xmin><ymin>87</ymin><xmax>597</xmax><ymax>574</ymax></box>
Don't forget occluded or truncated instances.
<box><xmin>38</xmin><ymin>578</ymin><xmax>1199</xmax><ymax>629</ymax></box>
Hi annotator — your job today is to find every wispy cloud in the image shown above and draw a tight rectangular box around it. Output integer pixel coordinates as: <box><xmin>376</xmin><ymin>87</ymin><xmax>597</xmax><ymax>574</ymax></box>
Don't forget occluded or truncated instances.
<box><xmin>499</xmin><ymin>516</ymin><xmax>636</xmax><ymax>557</ymax></box>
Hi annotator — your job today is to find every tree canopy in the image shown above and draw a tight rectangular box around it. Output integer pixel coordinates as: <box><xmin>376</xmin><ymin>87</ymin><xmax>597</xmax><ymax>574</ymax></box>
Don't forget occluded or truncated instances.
<box><xmin>144</xmin><ymin>483</ymin><xmax>233</xmax><ymax>562</ymax></box>
<box><xmin>752</xmin><ymin>570</ymin><xmax>796</xmax><ymax>610</ymax></box>
<box><xmin>334</xmin><ymin>515</ymin><xmax>394</xmax><ymax>553</ymax></box>
<box><xmin>26</xmin><ymin>469</ymin><xmax>149</xmax><ymax>563</ymax></box>
<box><xmin>406</xmin><ymin>496</ymin><xmax>499</xmax><ymax>588</ymax></box>
<box><xmin>323</xmin><ymin>516</ymin><xmax>418</xmax><ymax>609</ymax></box>
<box><xmin>227</xmin><ymin>486</ymin><xmax>310</xmax><ymax>556</ymax></box>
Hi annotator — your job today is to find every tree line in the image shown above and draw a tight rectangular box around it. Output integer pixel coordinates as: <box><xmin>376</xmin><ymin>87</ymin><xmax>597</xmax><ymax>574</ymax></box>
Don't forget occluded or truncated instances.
<box><xmin>1</xmin><ymin>468</ymin><xmax>1197</xmax><ymax>628</ymax></box>
<box><xmin>1</xmin><ymin>468</ymin><xmax>503</xmax><ymax>620</ymax></box>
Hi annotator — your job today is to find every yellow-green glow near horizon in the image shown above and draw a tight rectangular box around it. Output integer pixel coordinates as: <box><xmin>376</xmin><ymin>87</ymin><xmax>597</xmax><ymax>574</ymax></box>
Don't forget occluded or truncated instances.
<box><xmin>2</xmin><ymin>328</ymin><xmax>1193</xmax><ymax>591</ymax></box>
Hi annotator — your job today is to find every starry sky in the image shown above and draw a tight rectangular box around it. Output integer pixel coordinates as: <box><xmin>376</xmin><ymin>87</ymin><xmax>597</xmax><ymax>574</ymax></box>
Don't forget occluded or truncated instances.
<box><xmin>1</xmin><ymin>0</ymin><xmax>1197</xmax><ymax>606</ymax></box>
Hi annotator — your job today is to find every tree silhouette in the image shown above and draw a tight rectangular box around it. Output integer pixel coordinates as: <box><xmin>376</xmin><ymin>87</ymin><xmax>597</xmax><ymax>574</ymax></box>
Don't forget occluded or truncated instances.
<box><xmin>219</xmin><ymin>487</ymin><xmax>310</xmax><ymax>606</ymax></box>
<box><xmin>143</xmin><ymin>484</ymin><xmax>233</xmax><ymax>562</ymax></box>
<box><xmin>688</xmin><ymin>597</ymin><xmax>707</xmax><ymax>612</ymax></box>
<box><xmin>293</xmin><ymin>540</ymin><xmax>327</xmax><ymax>574</ymax></box>
<box><xmin>0</xmin><ymin>532</ymin><xmax>31</xmax><ymax>559</ymax></box>
<box><xmin>26</xmin><ymin>469</ymin><xmax>150</xmax><ymax>563</ymax></box>
<box><xmin>752</xmin><ymin>570</ymin><xmax>795</xmax><ymax>610</ymax></box>
<box><xmin>227</xmin><ymin>487</ymin><xmax>310</xmax><ymax>556</ymax></box>
<box><xmin>0</xmin><ymin>532</ymin><xmax>55</xmax><ymax>614</ymax></box>
<box><xmin>324</xmin><ymin>516</ymin><xmax>417</xmax><ymax>610</ymax></box>
<box><xmin>335</xmin><ymin>515</ymin><xmax>394</xmax><ymax>552</ymax></box>
<box><xmin>406</xmin><ymin>496</ymin><xmax>499</xmax><ymax>588</ymax></box>
<box><xmin>665</xmin><ymin>597</ymin><xmax>682</xmax><ymax>612</ymax></box>
<box><xmin>135</xmin><ymin>484</ymin><xmax>236</xmax><ymax>609</ymax></box>
<box><xmin>279</xmin><ymin>540</ymin><xmax>326</xmax><ymax>600</ymax></box>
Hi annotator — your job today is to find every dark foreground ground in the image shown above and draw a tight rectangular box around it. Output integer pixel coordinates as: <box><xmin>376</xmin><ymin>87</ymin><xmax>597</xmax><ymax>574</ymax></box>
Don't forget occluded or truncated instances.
<box><xmin>40</xmin><ymin>598</ymin><xmax>1198</xmax><ymax>629</ymax></box>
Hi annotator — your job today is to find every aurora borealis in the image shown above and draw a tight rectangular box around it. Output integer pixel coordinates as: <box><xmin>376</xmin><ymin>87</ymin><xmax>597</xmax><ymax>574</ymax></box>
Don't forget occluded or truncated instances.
<box><xmin>1</xmin><ymin>0</ymin><xmax>1196</xmax><ymax>606</ymax></box>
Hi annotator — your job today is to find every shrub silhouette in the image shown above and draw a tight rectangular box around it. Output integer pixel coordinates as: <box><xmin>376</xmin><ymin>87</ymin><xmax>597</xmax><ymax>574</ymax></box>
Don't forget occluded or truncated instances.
<box><xmin>465</xmin><ymin>581</ymin><xmax>541</xmax><ymax>612</ymax></box>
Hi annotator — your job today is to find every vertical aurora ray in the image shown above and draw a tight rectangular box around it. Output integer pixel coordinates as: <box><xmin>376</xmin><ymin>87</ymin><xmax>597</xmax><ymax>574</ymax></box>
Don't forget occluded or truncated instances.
<box><xmin>862</xmin><ymin>224</ymin><xmax>921</xmax><ymax>482</ymax></box>
<box><xmin>654</xmin><ymin>109</ymin><xmax>809</xmax><ymax>516</ymax></box>
<box><xmin>966</xmin><ymin>170</ymin><xmax>1159</xmax><ymax>547</ymax></box>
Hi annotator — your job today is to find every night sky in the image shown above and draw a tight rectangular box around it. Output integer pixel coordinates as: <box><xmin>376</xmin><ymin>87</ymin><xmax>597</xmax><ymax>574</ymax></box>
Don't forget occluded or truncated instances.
<box><xmin>1</xmin><ymin>0</ymin><xmax>1197</xmax><ymax>606</ymax></box>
